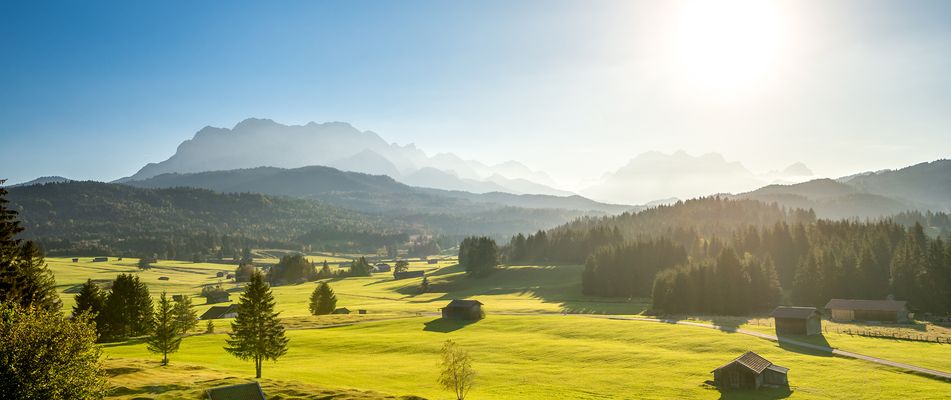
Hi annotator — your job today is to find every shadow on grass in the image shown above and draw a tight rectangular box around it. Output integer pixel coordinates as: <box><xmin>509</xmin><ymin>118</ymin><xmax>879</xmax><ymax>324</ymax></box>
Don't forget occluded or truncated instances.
<box><xmin>777</xmin><ymin>334</ymin><xmax>834</xmax><ymax>357</ymax></box>
<box><xmin>104</xmin><ymin>366</ymin><xmax>142</xmax><ymax>377</ymax></box>
<box><xmin>98</xmin><ymin>337</ymin><xmax>147</xmax><ymax>348</ymax></box>
<box><xmin>423</xmin><ymin>318</ymin><xmax>478</xmax><ymax>333</ymax></box>
<box><xmin>715</xmin><ymin>386</ymin><xmax>792</xmax><ymax>400</ymax></box>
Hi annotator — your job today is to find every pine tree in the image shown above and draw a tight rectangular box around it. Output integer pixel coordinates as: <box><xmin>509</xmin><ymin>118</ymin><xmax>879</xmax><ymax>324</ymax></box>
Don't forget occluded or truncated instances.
<box><xmin>225</xmin><ymin>271</ymin><xmax>288</xmax><ymax>378</ymax></box>
<box><xmin>172</xmin><ymin>295</ymin><xmax>198</xmax><ymax>334</ymax></box>
<box><xmin>73</xmin><ymin>279</ymin><xmax>106</xmax><ymax>321</ymax></box>
<box><xmin>309</xmin><ymin>281</ymin><xmax>337</xmax><ymax>315</ymax></box>
<box><xmin>100</xmin><ymin>273</ymin><xmax>153</xmax><ymax>341</ymax></box>
<box><xmin>0</xmin><ymin>184</ymin><xmax>61</xmax><ymax>312</ymax></box>
<box><xmin>205</xmin><ymin>320</ymin><xmax>215</xmax><ymax>334</ymax></box>
<box><xmin>147</xmin><ymin>292</ymin><xmax>182</xmax><ymax>365</ymax></box>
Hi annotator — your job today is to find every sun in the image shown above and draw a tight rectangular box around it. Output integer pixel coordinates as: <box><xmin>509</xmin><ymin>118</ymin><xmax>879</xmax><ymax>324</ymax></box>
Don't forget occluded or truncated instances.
<box><xmin>668</xmin><ymin>0</ymin><xmax>791</xmax><ymax>102</ymax></box>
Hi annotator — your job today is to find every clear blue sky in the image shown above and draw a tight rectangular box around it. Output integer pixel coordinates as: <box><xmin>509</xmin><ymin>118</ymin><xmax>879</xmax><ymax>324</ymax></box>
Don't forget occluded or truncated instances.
<box><xmin>2</xmin><ymin>0</ymin><xmax>950</xmax><ymax>187</ymax></box>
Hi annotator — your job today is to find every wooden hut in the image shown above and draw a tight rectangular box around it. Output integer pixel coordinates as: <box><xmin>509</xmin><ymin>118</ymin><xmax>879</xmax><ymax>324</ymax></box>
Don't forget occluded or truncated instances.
<box><xmin>441</xmin><ymin>299</ymin><xmax>484</xmax><ymax>320</ymax></box>
<box><xmin>92</xmin><ymin>257</ymin><xmax>108</xmax><ymax>262</ymax></box>
<box><xmin>71</xmin><ymin>258</ymin><xmax>79</xmax><ymax>262</ymax></box>
<box><xmin>332</xmin><ymin>307</ymin><xmax>351</xmax><ymax>314</ymax></box>
<box><xmin>200</xmin><ymin>304</ymin><xmax>238</xmax><ymax>320</ymax></box>
<box><xmin>712</xmin><ymin>351</ymin><xmax>789</xmax><ymax>390</ymax></box>
<box><xmin>207</xmin><ymin>381</ymin><xmax>265</xmax><ymax>400</ymax></box>
<box><xmin>824</xmin><ymin>299</ymin><xmax>909</xmax><ymax>323</ymax></box>
<box><xmin>393</xmin><ymin>270</ymin><xmax>424</xmax><ymax>280</ymax></box>
<box><xmin>771</xmin><ymin>306</ymin><xmax>821</xmax><ymax>336</ymax></box>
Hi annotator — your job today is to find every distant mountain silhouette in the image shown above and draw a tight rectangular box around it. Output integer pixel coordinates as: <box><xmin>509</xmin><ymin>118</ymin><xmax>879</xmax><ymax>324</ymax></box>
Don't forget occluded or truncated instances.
<box><xmin>735</xmin><ymin>159</ymin><xmax>951</xmax><ymax>218</ymax></box>
<box><xmin>8</xmin><ymin>176</ymin><xmax>73</xmax><ymax>187</ymax></box>
<box><xmin>582</xmin><ymin>150</ymin><xmax>765</xmax><ymax>204</ymax></box>
<box><xmin>839</xmin><ymin>159</ymin><xmax>951</xmax><ymax>211</ymax></box>
<box><xmin>121</xmin><ymin>118</ymin><xmax>568</xmax><ymax>196</ymax></box>
<box><xmin>734</xmin><ymin>179</ymin><xmax>913</xmax><ymax>219</ymax></box>
<box><xmin>123</xmin><ymin>165</ymin><xmax>631</xmax><ymax>215</ymax></box>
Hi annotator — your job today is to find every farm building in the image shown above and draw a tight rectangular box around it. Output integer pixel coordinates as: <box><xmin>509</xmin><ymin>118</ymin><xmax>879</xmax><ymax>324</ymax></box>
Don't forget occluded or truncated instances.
<box><xmin>206</xmin><ymin>292</ymin><xmax>230</xmax><ymax>304</ymax></box>
<box><xmin>374</xmin><ymin>263</ymin><xmax>392</xmax><ymax>273</ymax></box>
<box><xmin>92</xmin><ymin>257</ymin><xmax>108</xmax><ymax>262</ymax></box>
<box><xmin>712</xmin><ymin>351</ymin><xmax>788</xmax><ymax>390</ymax></box>
<box><xmin>394</xmin><ymin>270</ymin><xmax>425</xmax><ymax>280</ymax></box>
<box><xmin>207</xmin><ymin>381</ymin><xmax>265</xmax><ymax>400</ymax></box>
<box><xmin>824</xmin><ymin>299</ymin><xmax>910</xmax><ymax>323</ymax></box>
<box><xmin>200</xmin><ymin>304</ymin><xmax>238</xmax><ymax>320</ymax></box>
<box><xmin>332</xmin><ymin>307</ymin><xmax>351</xmax><ymax>314</ymax></box>
<box><xmin>771</xmin><ymin>306</ymin><xmax>821</xmax><ymax>336</ymax></box>
<box><xmin>72</xmin><ymin>258</ymin><xmax>79</xmax><ymax>262</ymax></box>
<box><xmin>441</xmin><ymin>299</ymin><xmax>484</xmax><ymax>320</ymax></box>
<box><xmin>428</xmin><ymin>259</ymin><xmax>438</xmax><ymax>264</ymax></box>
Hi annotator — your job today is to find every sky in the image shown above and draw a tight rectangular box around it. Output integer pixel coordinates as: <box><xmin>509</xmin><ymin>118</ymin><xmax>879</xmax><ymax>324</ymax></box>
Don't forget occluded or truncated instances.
<box><xmin>2</xmin><ymin>0</ymin><xmax>950</xmax><ymax>189</ymax></box>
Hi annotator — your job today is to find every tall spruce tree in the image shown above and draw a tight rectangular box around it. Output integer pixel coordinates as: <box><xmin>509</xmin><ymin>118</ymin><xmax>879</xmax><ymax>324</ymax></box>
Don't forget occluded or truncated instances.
<box><xmin>225</xmin><ymin>271</ymin><xmax>288</xmax><ymax>378</ymax></box>
<box><xmin>0</xmin><ymin>183</ymin><xmax>61</xmax><ymax>311</ymax></box>
<box><xmin>309</xmin><ymin>281</ymin><xmax>337</xmax><ymax>315</ymax></box>
<box><xmin>100</xmin><ymin>273</ymin><xmax>153</xmax><ymax>341</ymax></box>
<box><xmin>73</xmin><ymin>279</ymin><xmax>107</xmax><ymax>337</ymax></box>
<box><xmin>146</xmin><ymin>292</ymin><xmax>181</xmax><ymax>365</ymax></box>
<box><xmin>172</xmin><ymin>295</ymin><xmax>199</xmax><ymax>334</ymax></box>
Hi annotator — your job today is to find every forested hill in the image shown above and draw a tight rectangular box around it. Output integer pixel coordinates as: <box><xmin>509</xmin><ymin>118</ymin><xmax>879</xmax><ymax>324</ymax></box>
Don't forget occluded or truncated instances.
<box><xmin>6</xmin><ymin>181</ymin><xmax>595</xmax><ymax>258</ymax></box>
<box><xmin>6</xmin><ymin>181</ymin><xmax>400</xmax><ymax>257</ymax></box>
<box><xmin>122</xmin><ymin>166</ymin><xmax>631</xmax><ymax>215</ymax></box>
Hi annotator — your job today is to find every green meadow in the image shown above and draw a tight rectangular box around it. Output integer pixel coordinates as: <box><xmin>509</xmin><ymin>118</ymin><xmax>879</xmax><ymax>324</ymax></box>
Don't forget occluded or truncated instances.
<box><xmin>47</xmin><ymin>257</ymin><xmax>951</xmax><ymax>399</ymax></box>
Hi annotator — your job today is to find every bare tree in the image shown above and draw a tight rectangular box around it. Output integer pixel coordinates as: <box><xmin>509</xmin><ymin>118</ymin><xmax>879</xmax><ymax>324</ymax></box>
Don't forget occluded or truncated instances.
<box><xmin>438</xmin><ymin>340</ymin><xmax>475</xmax><ymax>400</ymax></box>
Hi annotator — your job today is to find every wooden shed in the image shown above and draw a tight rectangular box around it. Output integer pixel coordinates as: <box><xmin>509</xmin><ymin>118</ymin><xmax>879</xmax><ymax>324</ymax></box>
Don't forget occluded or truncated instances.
<box><xmin>332</xmin><ymin>307</ymin><xmax>351</xmax><ymax>314</ymax></box>
<box><xmin>207</xmin><ymin>381</ymin><xmax>265</xmax><ymax>400</ymax></box>
<box><xmin>824</xmin><ymin>299</ymin><xmax>909</xmax><ymax>323</ymax></box>
<box><xmin>92</xmin><ymin>257</ymin><xmax>108</xmax><ymax>262</ymax></box>
<box><xmin>771</xmin><ymin>306</ymin><xmax>821</xmax><ymax>336</ymax></box>
<box><xmin>200</xmin><ymin>304</ymin><xmax>238</xmax><ymax>320</ymax></box>
<box><xmin>441</xmin><ymin>299</ymin><xmax>484</xmax><ymax>320</ymax></box>
<box><xmin>393</xmin><ymin>270</ymin><xmax>425</xmax><ymax>280</ymax></box>
<box><xmin>713</xmin><ymin>351</ymin><xmax>789</xmax><ymax>390</ymax></box>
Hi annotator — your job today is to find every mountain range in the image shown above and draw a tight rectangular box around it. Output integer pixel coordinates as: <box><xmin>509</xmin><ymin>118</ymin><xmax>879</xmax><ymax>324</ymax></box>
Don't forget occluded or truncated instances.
<box><xmin>120</xmin><ymin>118</ymin><xmax>569</xmax><ymax>196</ymax></box>
<box><xmin>123</xmin><ymin>165</ymin><xmax>632</xmax><ymax>215</ymax></box>
<box><xmin>735</xmin><ymin>159</ymin><xmax>951</xmax><ymax>219</ymax></box>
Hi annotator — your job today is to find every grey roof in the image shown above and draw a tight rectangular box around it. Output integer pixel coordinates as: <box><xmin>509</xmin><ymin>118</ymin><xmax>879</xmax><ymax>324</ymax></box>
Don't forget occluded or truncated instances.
<box><xmin>767</xmin><ymin>364</ymin><xmax>790</xmax><ymax>374</ymax></box>
<box><xmin>771</xmin><ymin>306</ymin><xmax>819</xmax><ymax>319</ymax></box>
<box><xmin>200</xmin><ymin>305</ymin><xmax>237</xmax><ymax>320</ymax></box>
<box><xmin>208</xmin><ymin>382</ymin><xmax>265</xmax><ymax>400</ymax></box>
<box><xmin>824</xmin><ymin>299</ymin><xmax>908</xmax><ymax>312</ymax></box>
<box><xmin>713</xmin><ymin>351</ymin><xmax>774</xmax><ymax>374</ymax></box>
<box><xmin>444</xmin><ymin>299</ymin><xmax>483</xmax><ymax>308</ymax></box>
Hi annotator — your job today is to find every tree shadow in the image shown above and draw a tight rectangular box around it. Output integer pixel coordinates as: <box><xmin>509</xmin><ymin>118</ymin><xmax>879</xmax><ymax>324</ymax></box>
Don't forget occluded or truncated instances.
<box><xmin>423</xmin><ymin>317</ymin><xmax>478</xmax><ymax>333</ymax></box>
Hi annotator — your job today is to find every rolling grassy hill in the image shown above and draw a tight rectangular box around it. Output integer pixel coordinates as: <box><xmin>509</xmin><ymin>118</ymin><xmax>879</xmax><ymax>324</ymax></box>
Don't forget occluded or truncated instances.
<box><xmin>47</xmin><ymin>257</ymin><xmax>951</xmax><ymax>399</ymax></box>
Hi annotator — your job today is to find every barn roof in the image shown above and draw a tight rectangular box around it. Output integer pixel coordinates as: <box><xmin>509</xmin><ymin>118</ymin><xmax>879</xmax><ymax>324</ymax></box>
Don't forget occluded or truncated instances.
<box><xmin>824</xmin><ymin>299</ymin><xmax>907</xmax><ymax>312</ymax></box>
<box><xmin>444</xmin><ymin>299</ymin><xmax>483</xmax><ymax>308</ymax></box>
<box><xmin>207</xmin><ymin>382</ymin><xmax>265</xmax><ymax>400</ymax></box>
<box><xmin>771</xmin><ymin>306</ymin><xmax>819</xmax><ymax>319</ymax></box>
<box><xmin>200</xmin><ymin>305</ymin><xmax>237</xmax><ymax>320</ymax></box>
<box><xmin>713</xmin><ymin>351</ymin><xmax>773</xmax><ymax>374</ymax></box>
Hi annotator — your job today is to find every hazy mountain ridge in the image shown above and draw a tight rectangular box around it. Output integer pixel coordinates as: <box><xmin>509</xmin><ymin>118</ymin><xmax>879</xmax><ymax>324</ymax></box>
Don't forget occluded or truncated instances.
<box><xmin>123</xmin><ymin>118</ymin><xmax>568</xmax><ymax>196</ymax></box>
<box><xmin>123</xmin><ymin>165</ymin><xmax>630</xmax><ymax>215</ymax></box>
<box><xmin>734</xmin><ymin>160</ymin><xmax>951</xmax><ymax>218</ymax></box>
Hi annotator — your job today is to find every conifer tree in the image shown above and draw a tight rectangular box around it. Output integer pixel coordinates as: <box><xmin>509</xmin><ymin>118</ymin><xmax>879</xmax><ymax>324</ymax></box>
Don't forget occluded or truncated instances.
<box><xmin>309</xmin><ymin>281</ymin><xmax>337</xmax><ymax>315</ymax></box>
<box><xmin>172</xmin><ymin>295</ymin><xmax>198</xmax><ymax>334</ymax></box>
<box><xmin>225</xmin><ymin>271</ymin><xmax>288</xmax><ymax>378</ymax></box>
<box><xmin>0</xmin><ymin>184</ymin><xmax>61</xmax><ymax>312</ymax></box>
<box><xmin>146</xmin><ymin>292</ymin><xmax>181</xmax><ymax>365</ymax></box>
<box><xmin>100</xmin><ymin>273</ymin><xmax>153</xmax><ymax>340</ymax></box>
<box><xmin>73</xmin><ymin>279</ymin><xmax>106</xmax><ymax>331</ymax></box>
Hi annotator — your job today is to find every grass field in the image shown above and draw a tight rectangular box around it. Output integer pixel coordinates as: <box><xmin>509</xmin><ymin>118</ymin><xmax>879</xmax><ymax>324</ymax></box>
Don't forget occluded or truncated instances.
<box><xmin>47</xmin><ymin>257</ymin><xmax>951</xmax><ymax>399</ymax></box>
<box><xmin>102</xmin><ymin>315</ymin><xmax>950</xmax><ymax>399</ymax></box>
